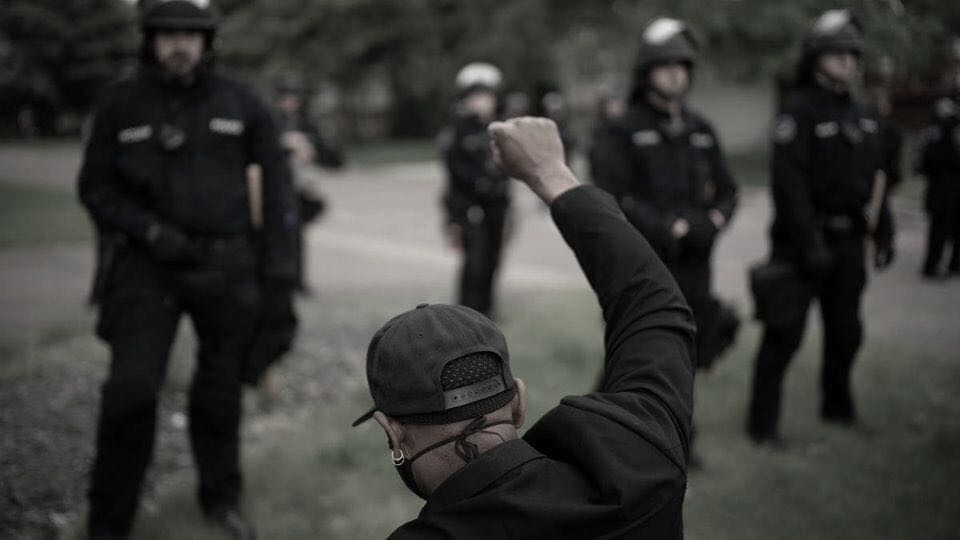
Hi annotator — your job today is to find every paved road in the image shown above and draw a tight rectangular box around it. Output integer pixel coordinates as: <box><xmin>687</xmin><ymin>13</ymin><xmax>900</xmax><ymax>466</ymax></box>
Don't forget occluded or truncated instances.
<box><xmin>1</xmin><ymin>144</ymin><xmax>958</xmax><ymax>357</ymax></box>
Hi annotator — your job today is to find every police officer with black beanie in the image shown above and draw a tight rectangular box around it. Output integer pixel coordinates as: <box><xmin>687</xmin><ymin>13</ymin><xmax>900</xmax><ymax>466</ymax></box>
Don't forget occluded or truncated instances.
<box><xmin>746</xmin><ymin>9</ymin><xmax>895</xmax><ymax>446</ymax></box>
<box><xmin>78</xmin><ymin>1</ymin><xmax>298</xmax><ymax>537</ymax></box>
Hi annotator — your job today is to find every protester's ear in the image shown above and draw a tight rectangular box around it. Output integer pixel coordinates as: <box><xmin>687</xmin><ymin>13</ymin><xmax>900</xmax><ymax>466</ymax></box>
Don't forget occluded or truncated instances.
<box><xmin>512</xmin><ymin>378</ymin><xmax>527</xmax><ymax>429</ymax></box>
<box><xmin>373</xmin><ymin>411</ymin><xmax>405</xmax><ymax>450</ymax></box>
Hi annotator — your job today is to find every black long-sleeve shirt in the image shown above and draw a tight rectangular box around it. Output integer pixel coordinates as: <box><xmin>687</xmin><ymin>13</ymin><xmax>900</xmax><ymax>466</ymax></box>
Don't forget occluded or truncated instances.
<box><xmin>390</xmin><ymin>185</ymin><xmax>695</xmax><ymax>539</ymax></box>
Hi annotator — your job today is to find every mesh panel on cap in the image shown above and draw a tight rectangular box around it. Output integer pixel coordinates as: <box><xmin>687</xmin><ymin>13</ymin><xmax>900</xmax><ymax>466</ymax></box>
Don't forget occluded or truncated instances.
<box><xmin>396</xmin><ymin>352</ymin><xmax>515</xmax><ymax>425</ymax></box>
<box><xmin>441</xmin><ymin>353</ymin><xmax>502</xmax><ymax>390</ymax></box>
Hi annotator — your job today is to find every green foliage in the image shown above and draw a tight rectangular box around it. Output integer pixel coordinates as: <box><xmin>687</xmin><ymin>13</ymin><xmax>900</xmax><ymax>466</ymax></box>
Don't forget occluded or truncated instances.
<box><xmin>3</xmin><ymin>0</ymin><xmax>959</xmax><ymax>137</ymax></box>
<box><xmin>0</xmin><ymin>0</ymin><xmax>137</xmax><ymax>135</ymax></box>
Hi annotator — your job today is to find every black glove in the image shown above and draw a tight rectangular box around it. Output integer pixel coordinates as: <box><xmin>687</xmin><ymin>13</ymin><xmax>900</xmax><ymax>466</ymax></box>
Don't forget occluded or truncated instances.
<box><xmin>683</xmin><ymin>214</ymin><xmax>719</xmax><ymax>258</ymax></box>
<box><xmin>874</xmin><ymin>240</ymin><xmax>895</xmax><ymax>270</ymax></box>
<box><xmin>145</xmin><ymin>222</ymin><xmax>199</xmax><ymax>267</ymax></box>
<box><xmin>243</xmin><ymin>279</ymin><xmax>298</xmax><ymax>385</ymax></box>
<box><xmin>801</xmin><ymin>239</ymin><xmax>833</xmax><ymax>279</ymax></box>
<box><xmin>261</xmin><ymin>279</ymin><xmax>297</xmax><ymax>326</ymax></box>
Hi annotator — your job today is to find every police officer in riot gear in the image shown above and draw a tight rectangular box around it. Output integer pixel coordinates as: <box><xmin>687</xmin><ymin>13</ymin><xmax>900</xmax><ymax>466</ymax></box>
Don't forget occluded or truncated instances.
<box><xmin>917</xmin><ymin>76</ymin><xmax>960</xmax><ymax>278</ymax></box>
<box><xmin>78</xmin><ymin>1</ymin><xmax>298</xmax><ymax>537</ymax></box>
<box><xmin>746</xmin><ymin>10</ymin><xmax>895</xmax><ymax>446</ymax></box>
<box><xmin>592</xmin><ymin>18</ymin><xmax>740</xmax><ymax>375</ymax></box>
<box><xmin>438</xmin><ymin>62</ymin><xmax>511</xmax><ymax>317</ymax></box>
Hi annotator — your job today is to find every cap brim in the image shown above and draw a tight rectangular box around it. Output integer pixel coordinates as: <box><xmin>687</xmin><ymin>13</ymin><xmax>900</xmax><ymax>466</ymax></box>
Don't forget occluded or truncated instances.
<box><xmin>351</xmin><ymin>407</ymin><xmax>376</xmax><ymax>427</ymax></box>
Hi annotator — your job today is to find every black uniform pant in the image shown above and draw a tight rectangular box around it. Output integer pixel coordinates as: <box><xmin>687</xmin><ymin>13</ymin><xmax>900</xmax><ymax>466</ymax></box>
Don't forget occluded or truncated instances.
<box><xmin>88</xmin><ymin>245</ymin><xmax>259</xmax><ymax>536</ymax></box>
<box><xmin>458</xmin><ymin>203</ymin><xmax>507</xmax><ymax>317</ymax></box>
<box><xmin>923</xmin><ymin>190</ymin><xmax>960</xmax><ymax>275</ymax></box>
<box><xmin>669</xmin><ymin>259</ymin><xmax>716</xmax><ymax>368</ymax></box>
<box><xmin>747</xmin><ymin>234</ymin><xmax>866</xmax><ymax>440</ymax></box>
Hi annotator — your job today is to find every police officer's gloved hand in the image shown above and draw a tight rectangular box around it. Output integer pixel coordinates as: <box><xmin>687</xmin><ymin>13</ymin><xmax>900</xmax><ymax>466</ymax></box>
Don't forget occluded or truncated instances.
<box><xmin>685</xmin><ymin>214</ymin><xmax>719</xmax><ymax>255</ymax></box>
<box><xmin>145</xmin><ymin>222</ymin><xmax>199</xmax><ymax>267</ymax></box>
<box><xmin>874</xmin><ymin>240</ymin><xmax>895</xmax><ymax>270</ymax></box>
<box><xmin>260</xmin><ymin>278</ymin><xmax>298</xmax><ymax>330</ymax></box>
<box><xmin>244</xmin><ymin>278</ymin><xmax>298</xmax><ymax>385</ymax></box>
<box><xmin>801</xmin><ymin>240</ymin><xmax>833</xmax><ymax>279</ymax></box>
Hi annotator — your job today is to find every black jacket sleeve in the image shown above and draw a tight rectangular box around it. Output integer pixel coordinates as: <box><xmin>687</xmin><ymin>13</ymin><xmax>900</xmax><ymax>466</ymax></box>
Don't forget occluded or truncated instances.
<box><xmin>77</xmin><ymin>82</ymin><xmax>160</xmax><ymax>241</ymax></box>
<box><xmin>548</xmin><ymin>186</ymin><xmax>696</xmax><ymax>456</ymax></box>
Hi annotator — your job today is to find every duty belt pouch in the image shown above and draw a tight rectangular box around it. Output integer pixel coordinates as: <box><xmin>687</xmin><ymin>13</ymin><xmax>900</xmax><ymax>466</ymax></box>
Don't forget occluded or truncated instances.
<box><xmin>748</xmin><ymin>260</ymin><xmax>806</xmax><ymax>328</ymax></box>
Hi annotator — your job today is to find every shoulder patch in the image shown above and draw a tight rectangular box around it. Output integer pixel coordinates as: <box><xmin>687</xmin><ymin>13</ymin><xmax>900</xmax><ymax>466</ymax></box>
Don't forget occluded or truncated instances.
<box><xmin>935</xmin><ymin>98</ymin><xmax>957</xmax><ymax>119</ymax></box>
<box><xmin>117</xmin><ymin>125</ymin><xmax>153</xmax><ymax>144</ymax></box>
<box><xmin>772</xmin><ymin>115</ymin><xmax>796</xmax><ymax>145</ymax></box>
<box><xmin>923</xmin><ymin>125</ymin><xmax>942</xmax><ymax>143</ymax></box>
<box><xmin>209</xmin><ymin>117</ymin><xmax>244</xmax><ymax>136</ymax></box>
<box><xmin>632</xmin><ymin>129</ymin><xmax>661</xmax><ymax>147</ymax></box>
<box><xmin>690</xmin><ymin>132</ymin><xmax>715</xmax><ymax>149</ymax></box>
<box><xmin>859</xmin><ymin>118</ymin><xmax>879</xmax><ymax>134</ymax></box>
<box><xmin>814</xmin><ymin>121</ymin><xmax>839</xmax><ymax>138</ymax></box>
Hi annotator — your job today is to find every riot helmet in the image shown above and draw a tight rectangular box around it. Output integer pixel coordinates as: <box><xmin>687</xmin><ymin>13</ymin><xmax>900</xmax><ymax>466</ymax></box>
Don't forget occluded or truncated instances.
<box><xmin>630</xmin><ymin>18</ymin><xmax>699</xmax><ymax>103</ymax></box>
<box><xmin>275</xmin><ymin>72</ymin><xmax>306</xmax><ymax>96</ymax></box>
<box><xmin>139</xmin><ymin>0</ymin><xmax>217</xmax><ymax>31</ymax></box>
<box><xmin>802</xmin><ymin>9</ymin><xmax>863</xmax><ymax>58</ymax></box>
<box><xmin>795</xmin><ymin>9</ymin><xmax>863</xmax><ymax>87</ymax></box>
<box><xmin>138</xmin><ymin>0</ymin><xmax>218</xmax><ymax>72</ymax></box>
<box><xmin>455</xmin><ymin>62</ymin><xmax>503</xmax><ymax>98</ymax></box>
<box><xmin>635</xmin><ymin>18</ymin><xmax>699</xmax><ymax>73</ymax></box>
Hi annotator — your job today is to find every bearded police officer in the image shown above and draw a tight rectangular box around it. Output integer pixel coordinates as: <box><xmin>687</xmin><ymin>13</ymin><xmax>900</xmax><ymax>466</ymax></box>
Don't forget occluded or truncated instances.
<box><xmin>438</xmin><ymin>63</ymin><xmax>511</xmax><ymax>318</ymax></box>
<box><xmin>355</xmin><ymin>118</ymin><xmax>694</xmax><ymax>538</ymax></box>
<box><xmin>78</xmin><ymin>1</ymin><xmax>298</xmax><ymax>537</ymax></box>
<box><xmin>591</xmin><ymin>18</ymin><xmax>741</xmax><ymax>375</ymax></box>
<box><xmin>746</xmin><ymin>10</ymin><xmax>895</xmax><ymax>446</ymax></box>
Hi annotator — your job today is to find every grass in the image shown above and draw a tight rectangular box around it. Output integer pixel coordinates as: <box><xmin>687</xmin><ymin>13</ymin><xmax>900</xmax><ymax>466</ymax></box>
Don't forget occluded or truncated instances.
<box><xmin>344</xmin><ymin>138</ymin><xmax>438</xmax><ymax>166</ymax></box>
<box><xmin>0</xmin><ymin>182</ymin><xmax>92</xmax><ymax>247</ymax></box>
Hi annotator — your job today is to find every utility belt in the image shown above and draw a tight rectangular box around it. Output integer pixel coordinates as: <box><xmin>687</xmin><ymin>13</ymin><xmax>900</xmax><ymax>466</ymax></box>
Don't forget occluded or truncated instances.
<box><xmin>188</xmin><ymin>233</ymin><xmax>252</xmax><ymax>258</ymax></box>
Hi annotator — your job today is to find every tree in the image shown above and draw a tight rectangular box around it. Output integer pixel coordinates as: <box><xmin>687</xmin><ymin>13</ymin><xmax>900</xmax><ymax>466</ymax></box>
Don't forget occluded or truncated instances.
<box><xmin>0</xmin><ymin>0</ymin><xmax>137</xmax><ymax>137</ymax></box>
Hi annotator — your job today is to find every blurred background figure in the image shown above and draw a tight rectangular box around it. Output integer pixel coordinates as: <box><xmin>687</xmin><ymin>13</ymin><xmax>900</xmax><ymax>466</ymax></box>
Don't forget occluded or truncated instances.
<box><xmin>78</xmin><ymin>1</ymin><xmax>299</xmax><ymax>537</ymax></box>
<box><xmin>273</xmin><ymin>70</ymin><xmax>344</xmax><ymax>293</ymax></box>
<box><xmin>746</xmin><ymin>10</ymin><xmax>895</xmax><ymax>447</ymax></box>
<box><xmin>916</xmin><ymin>72</ymin><xmax>960</xmax><ymax>278</ymax></box>
<box><xmin>540</xmin><ymin>90</ymin><xmax>576</xmax><ymax>162</ymax></box>
<box><xmin>586</xmin><ymin>90</ymin><xmax>626</xmax><ymax>190</ymax></box>
<box><xmin>437</xmin><ymin>62</ymin><xmax>511</xmax><ymax>318</ymax></box>
<box><xmin>503</xmin><ymin>90</ymin><xmax>530</xmax><ymax>119</ymax></box>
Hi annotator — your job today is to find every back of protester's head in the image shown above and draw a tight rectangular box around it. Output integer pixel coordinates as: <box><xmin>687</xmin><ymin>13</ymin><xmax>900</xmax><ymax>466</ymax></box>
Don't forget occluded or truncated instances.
<box><xmin>138</xmin><ymin>0</ymin><xmax>219</xmax><ymax>64</ymax></box>
<box><xmin>353</xmin><ymin>303</ymin><xmax>517</xmax><ymax>427</ymax></box>
<box><xmin>795</xmin><ymin>9</ymin><xmax>863</xmax><ymax>86</ymax></box>
<box><xmin>630</xmin><ymin>17</ymin><xmax>699</xmax><ymax>102</ymax></box>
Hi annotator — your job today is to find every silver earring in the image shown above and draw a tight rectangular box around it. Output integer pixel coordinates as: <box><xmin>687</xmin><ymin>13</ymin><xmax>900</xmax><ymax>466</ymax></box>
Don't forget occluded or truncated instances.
<box><xmin>391</xmin><ymin>449</ymin><xmax>405</xmax><ymax>466</ymax></box>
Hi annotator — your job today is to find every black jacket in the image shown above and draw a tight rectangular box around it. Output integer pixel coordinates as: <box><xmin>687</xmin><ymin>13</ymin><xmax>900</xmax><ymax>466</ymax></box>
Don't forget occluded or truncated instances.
<box><xmin>390</xmin><ymin>186</ymin><xmax>695</xmax><ymax>539</ymax></box>
<box><xmin>768</xmin><ymin>84</ymin><xmax>889</xmax><ymax>259</ymax></box>
<box><xmin>592</xmin><ymin>100</ymin><xmax>738</xmax><ymax>262</ymax></box>
<box><xmin>917</xmin><ymin>97</ymin><xmax>960</xmax><ymax>212</ymax></box>
<box><xmin>78</xmin><ymin>66</ymin><xmax>298</xmax><ymax>281</ymax></box>
<box><xmin>438</xmin><ymin>113</ymin><xmax>510</xmax><ymax>224</ymax></box>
